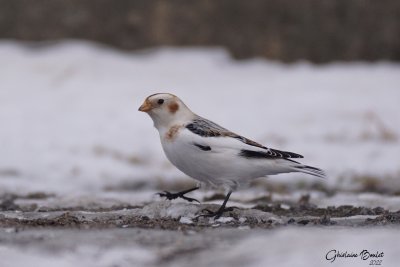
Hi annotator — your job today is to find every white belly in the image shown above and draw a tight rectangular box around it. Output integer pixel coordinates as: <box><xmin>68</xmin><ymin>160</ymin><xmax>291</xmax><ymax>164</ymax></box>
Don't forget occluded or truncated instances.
<box><xmin>160</xmin><ymin>136</ymin><xmax>286</xmax><ymax>190</ymax></box>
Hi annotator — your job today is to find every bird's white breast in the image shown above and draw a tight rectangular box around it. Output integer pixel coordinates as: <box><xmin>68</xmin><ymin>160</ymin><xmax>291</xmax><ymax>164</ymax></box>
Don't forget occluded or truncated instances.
<box><xmin>158</xmin><ymin>126</ymin><xmax>285</xmax><ymax>190</ymax></box>
<box><xmin>160</xmin><ymin>127</ymin><xmax>217</xmax><ymax>184</ymax></box>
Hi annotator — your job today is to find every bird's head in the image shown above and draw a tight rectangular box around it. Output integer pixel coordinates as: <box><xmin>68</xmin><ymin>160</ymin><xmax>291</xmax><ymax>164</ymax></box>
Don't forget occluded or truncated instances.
<box><xmin>138</xmin><ymin>93</ymin><xmax>193</xmax><ymax>129</ymax></box>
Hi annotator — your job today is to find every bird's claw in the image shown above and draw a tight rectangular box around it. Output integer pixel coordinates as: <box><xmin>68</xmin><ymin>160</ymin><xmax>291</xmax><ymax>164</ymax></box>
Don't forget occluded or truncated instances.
<box><xmin>157</xmin><ymin>191</ymin><xmax>174</xmax><ymax>200</ymax></box>
<box><xmin>157</xmin><ymin>191</ymin><xmax>200</xmax><ymax>203</ymax></box>
<box><xmin>180</xmin><ymin>195</ymin><xmax>200</xmax><ymax>203</ymax></box>
<box><xmin>197</xmin><ymin>206</ymin><xmax>235</xmax><ymax>219</ymax></box>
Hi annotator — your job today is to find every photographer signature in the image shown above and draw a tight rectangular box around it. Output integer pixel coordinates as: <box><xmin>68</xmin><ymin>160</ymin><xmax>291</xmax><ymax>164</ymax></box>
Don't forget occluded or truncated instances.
<box><xmin>326</xmin><ymin>249</ymin><xmax>384</xmax><ymax>264</ymax></box>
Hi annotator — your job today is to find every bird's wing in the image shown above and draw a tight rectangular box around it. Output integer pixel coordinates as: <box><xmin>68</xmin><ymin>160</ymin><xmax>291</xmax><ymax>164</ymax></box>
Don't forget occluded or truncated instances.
<box><xmin>185</xmin><ymin>116</ymin><xmax>303</xmax><ymax>159</ymax></box>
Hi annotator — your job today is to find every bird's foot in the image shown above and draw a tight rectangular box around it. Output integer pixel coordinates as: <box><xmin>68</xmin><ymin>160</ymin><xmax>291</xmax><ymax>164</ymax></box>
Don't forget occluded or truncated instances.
<box><xmin>197</xmin><ymin>206</ymin><xmax>237</xmax><ymax>219</ymax></box>
<box><xmin>157</xmin><ymin>190</ymin><xmax>200</xmax><ymax>203</ymax></box>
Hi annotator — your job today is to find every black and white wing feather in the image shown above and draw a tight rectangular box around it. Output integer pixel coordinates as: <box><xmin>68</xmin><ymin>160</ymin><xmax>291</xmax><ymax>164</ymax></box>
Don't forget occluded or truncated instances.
<box><xmin>186</xmin><ymin>116</ymin><xmax>303</xmax><ymax>159</ymax></box>
<box><xmin>183</xmin><ymin>116</ymin><xmax>325</xmax><ymax>178</ymax></box>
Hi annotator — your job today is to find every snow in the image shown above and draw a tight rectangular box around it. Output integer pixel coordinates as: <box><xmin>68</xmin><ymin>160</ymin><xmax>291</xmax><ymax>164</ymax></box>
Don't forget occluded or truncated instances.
<box><xmin>215</xmin><ymin>217</ymin><xmax>235</xmax><ymax>223</ymax></box>
<box><xmin>205</xmin><ymin>228</ymin><xmax>398</xmax><ymax>267</ymax></box>
<box><xmin>1</xmin><ymin>40</ymin><xmax>399</xmax><ymax>267</ymax></box>
<box><xmin>0</xmin><ymin>233</ymin><xmax>155</xmax><ymax>267</ymax></box>
<box><xmin>179</xmin><ymin>216</ymin><xmax>194</xmax><ymax>224</ymax></box>
<box><xmin>1</xmin><ymin>40</ymin><xmax>399</xmax><ymax>196</ymax></box>
<box><xmin>139</xmin><ymin>201</ymin><xmax>200</xmax><ymax>219</ymax></box>
<box><xmin>0</xmin><ymin>227</ymin><xmax>398</xmax><ymax>267</ymax></box>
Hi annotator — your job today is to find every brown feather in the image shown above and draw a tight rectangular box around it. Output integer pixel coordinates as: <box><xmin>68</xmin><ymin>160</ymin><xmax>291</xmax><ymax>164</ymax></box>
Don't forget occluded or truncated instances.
<box><xmin>165</xmin><ymin>125</ymin><xmax>181</xmax><ymax>141</ymax></box>
<box><xmin>168</xmin><ymin>102</ymin><xmax>179</xmax><ymax>114</ymax></box>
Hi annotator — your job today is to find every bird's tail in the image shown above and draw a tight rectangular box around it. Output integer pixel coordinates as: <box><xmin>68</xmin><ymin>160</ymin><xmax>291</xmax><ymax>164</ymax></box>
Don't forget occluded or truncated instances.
<box><xmin>290</xmin><ymin>161</ymin><xmax>326</xmax><ymax>179</ymax></box>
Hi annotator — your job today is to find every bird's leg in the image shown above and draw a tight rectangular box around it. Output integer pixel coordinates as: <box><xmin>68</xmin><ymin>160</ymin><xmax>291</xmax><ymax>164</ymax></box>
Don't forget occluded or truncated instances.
<box><xmin>199</xmin><ymin>191</ymin><xmax>234</xmax><ymax>219</ymax></box>
<box><xmin>158</xmin><ymin>186</ymin><xmax>200</xmax><ymax>203</ymax></box>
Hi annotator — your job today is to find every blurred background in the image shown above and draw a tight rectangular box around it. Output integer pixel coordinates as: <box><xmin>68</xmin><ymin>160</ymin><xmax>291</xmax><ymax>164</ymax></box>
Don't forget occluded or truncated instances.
<box><xmin>0</xmin><ymin>0</ymin><xmax>400</xmax><ymax>198</ymax></box>
<box><xmin>1</xmin><ymin>0</ymin><xmax>400</xmax><ymax>62</ymax></box>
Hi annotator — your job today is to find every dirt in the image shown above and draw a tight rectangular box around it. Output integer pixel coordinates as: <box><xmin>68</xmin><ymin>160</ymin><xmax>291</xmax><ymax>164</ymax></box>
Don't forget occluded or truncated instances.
<box><xmin>1</xmin><ymin>192</ymin><xmax>399</xmax><ymax>230</ymax></box>
<box><xmin>1</xmin><ymin>191</ymin><xmax>399</xmax><ymax>267</ymax></box>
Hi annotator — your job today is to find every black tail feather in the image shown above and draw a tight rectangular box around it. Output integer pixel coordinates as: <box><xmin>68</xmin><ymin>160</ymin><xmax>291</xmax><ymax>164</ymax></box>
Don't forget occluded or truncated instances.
<box><xmin>294</xmin><ymin>165</ymin><xmax>326</xmax><ymax>178</ymax></box>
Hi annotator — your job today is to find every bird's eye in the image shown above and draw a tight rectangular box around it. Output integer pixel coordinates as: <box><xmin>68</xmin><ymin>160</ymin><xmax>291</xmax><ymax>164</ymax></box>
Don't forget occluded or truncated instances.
<box><xmin>157</xmin><ymin>99</ymin><xmax>164</xmax><ymax>105</ymax></box>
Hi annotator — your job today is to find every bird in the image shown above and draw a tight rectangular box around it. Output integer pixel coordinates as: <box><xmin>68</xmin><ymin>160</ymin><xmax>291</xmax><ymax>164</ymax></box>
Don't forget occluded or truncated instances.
<box><xmin>139</xmin><ymin>93</ymin><xmax>325</xmax><ymax>218</ymax></box>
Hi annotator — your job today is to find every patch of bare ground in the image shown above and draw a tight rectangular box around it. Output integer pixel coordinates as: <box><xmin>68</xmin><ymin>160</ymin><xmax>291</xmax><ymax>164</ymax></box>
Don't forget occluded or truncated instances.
<box><xmin>1</xmin><ymin>192</ymin><xmax>399</xmax><ymax>230</ymax></box>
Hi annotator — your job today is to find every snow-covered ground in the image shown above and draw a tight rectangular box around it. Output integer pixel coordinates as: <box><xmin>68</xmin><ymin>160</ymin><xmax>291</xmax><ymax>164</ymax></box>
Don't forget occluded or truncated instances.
<box><xmin>1</xmin><ymin>40</ymin><xmax>400</xmax><ymax>267</ymax></box>
<box><xmin>0</xmin><ymin>41</ymin><xmax>400</xmax><ymax>196</ymax></box>
<box><xmin>0</xmin><ymin>227</ymin><xmax>397</xmax><ymax>267</ymax></box>
<box><xmin>1</xmin><ymin>40</ymin><xmax>399</xmax><ymax>195</ymax></box>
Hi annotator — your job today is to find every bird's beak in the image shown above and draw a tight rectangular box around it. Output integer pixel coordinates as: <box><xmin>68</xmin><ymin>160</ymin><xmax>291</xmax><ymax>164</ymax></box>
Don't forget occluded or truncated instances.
<box><xmin>138</xmin><ymin>100</ymin><xmax>153</xmax><ymax>112</ymax></box>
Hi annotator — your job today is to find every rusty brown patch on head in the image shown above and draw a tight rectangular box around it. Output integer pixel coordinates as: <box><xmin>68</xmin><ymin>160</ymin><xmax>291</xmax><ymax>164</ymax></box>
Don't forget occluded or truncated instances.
<box><xmin>168</xmin><ymin>102</ymin><xmax>179</xmax><ymax>114</ymax></box>
<box><xmin>165</xmin><ymin>125</ymin><xmax>181</xmax><ymax>141</ymax></box>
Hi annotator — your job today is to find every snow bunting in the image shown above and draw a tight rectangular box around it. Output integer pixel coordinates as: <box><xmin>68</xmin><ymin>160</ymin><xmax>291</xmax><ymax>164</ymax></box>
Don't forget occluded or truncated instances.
<box><xmin>139</xmin><ymin>93</ymin><xmax>325</xmax><ymax>218</ymax></box>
